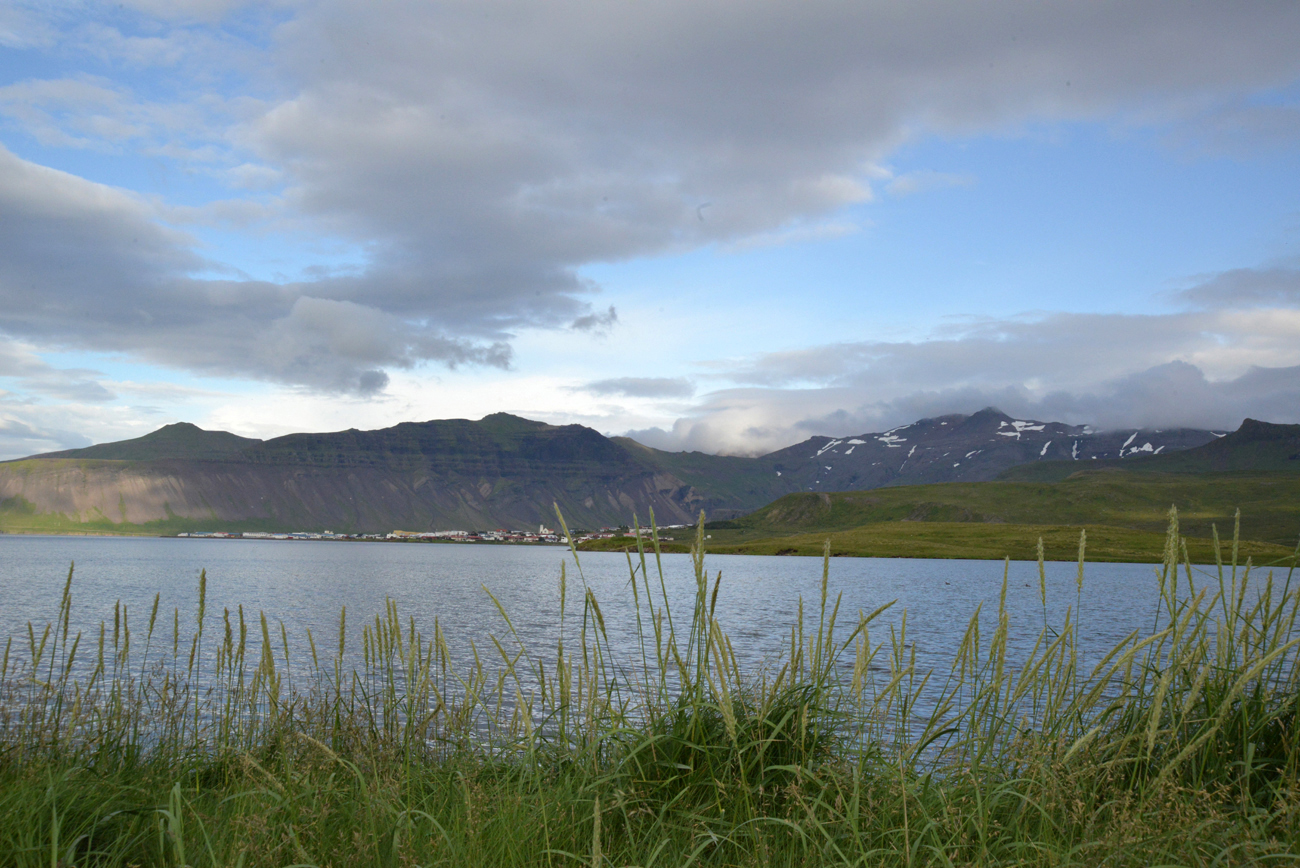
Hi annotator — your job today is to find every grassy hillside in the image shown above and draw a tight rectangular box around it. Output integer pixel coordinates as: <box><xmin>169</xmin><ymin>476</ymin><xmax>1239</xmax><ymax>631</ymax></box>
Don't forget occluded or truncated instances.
<box><xmin>707</xmin><ymin>470</ymin><xmax>1300</xmax><ymax>546</ymax></box>
<box><xmin>711</xmin><ymin>522</ymin><xmax>1296</xmax><ymax>564</ymax></box>
<box><xmin>580</xmin><ymin>521</ymin><xmax>1298</xmax><ymax>564</ymax></box>
<box><xmin>580</xmin><ymin>466</ymin><xmax>1300</xmax><ymax>561</ymax></box>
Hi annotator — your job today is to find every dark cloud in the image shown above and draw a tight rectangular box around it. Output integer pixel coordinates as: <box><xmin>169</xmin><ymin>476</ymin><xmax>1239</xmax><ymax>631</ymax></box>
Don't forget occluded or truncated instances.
<box><xmin>571</xmin><ymin>306</ymin><xmax>618</xmax><ymax>334</ymax></box>
<box><xmin>0</xmin><ymin>146</ymin><xmax>513</xmax><ymax>394</ymax></box>
<box><xmin>0</xmin><ymin>414</ymin><xmax>93</xmax><ymax>459</ymax></box>
<box><xmin>259</xmin><ymin>0</ymin><xmax>1300</xmax><ymax>294</ymax></box>
<box><xmin>1166</xmin><ymin>101</ymin><xmax>1300</xmax><ymax>157</ymax></box>
<box><xmin>582</xmin><ymin>376</ymin><xmax>694</xmax><ymax>399</ymax></box>
<box><xmin>1180</xmin><ymin>266</ymin><xmax>1300</xmax><ymax>308</ymax></box>
<box><xmin>1034</xmin><ymin>362</ymin><xmax>1300</xmax><ymax>430</ymax></box>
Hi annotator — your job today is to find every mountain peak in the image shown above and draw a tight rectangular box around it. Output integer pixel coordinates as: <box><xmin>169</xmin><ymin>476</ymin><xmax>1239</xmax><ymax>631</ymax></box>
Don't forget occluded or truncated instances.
<box><xmin>477</xmin><ymin>412</ymin><xmax>551</xmax><ymax>433</ymax></box>
<box><xmin>22</xmin><ymin>422</ymin><xmax>261</xmax><ymax>462</ymax></box>
<box><xmin>1232</xmin><ymin>419</ymin><xmax>1300</xmax><ymax>443</ymax></box>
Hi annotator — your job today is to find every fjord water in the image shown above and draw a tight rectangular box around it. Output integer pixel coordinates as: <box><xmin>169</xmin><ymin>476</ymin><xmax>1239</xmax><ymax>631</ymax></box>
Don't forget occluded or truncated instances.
<box><xmin>1</xmin><ymin>533</ymin><xmax>1181</xmax><ymax>682</ymax></box>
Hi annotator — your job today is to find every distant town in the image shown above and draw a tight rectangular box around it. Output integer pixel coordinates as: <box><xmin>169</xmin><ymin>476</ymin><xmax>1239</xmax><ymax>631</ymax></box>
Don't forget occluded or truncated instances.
<box><xmin>175</xmin><ymin>524</ymin><xmax>688</xmax><ymax>545</ymax></box>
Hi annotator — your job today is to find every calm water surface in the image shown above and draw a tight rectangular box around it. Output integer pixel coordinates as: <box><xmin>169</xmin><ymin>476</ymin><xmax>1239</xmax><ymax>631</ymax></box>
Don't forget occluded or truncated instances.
<box><xmin>0</xmin><ymin>534</ymin><xmax>1201</xmax><ymax>683</ymax></box>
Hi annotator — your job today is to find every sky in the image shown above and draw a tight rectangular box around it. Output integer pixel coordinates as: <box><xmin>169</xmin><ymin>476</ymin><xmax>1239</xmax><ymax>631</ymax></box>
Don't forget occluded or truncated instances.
<box><xmin>1</xmin><ymin>1</ymin><xmax>1299</xmax><ymax>459</ymax></box>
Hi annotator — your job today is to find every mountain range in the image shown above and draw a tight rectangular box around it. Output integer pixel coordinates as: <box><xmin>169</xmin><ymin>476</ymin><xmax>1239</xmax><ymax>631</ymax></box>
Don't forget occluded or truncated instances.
<box><xmin>0</xmin><ymin>409</ymin><xmax>1241</xmax><ymax>534</ymax></box>
<box><xmin>715</xmin><ymin>417</ymin><xmax>1300</xmax><ymax>544</ymax></box>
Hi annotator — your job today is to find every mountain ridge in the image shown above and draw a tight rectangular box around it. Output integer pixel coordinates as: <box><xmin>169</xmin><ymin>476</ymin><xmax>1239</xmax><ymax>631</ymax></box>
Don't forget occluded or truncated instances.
<box><xmin>999</xmin><ymin>417</ymin><xmax>1300</xmax><ymax>482</ymax></box>
<box><xmin>0</xmin><ymin>409</ymin><xmax>1249</xmax><ymax>534</ymax></box>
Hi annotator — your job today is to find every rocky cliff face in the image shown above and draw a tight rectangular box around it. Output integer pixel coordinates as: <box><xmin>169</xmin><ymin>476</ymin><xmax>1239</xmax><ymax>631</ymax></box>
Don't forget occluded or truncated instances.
<box><xmin>2</xmin><ymin>415</ymin><xmax>710</xmax><ymax>532</ymax></box>
<box><xmin>0</xmin><ymin>458</ymin><xmax>707</xmax><ymax>532</ymax></box>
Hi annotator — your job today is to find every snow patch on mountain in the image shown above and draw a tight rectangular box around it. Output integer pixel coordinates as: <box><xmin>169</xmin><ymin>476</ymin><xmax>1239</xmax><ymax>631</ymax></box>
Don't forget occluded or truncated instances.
<box><xmin>815</xmin><ymin>439</ymin><xmax>842</xmax><ymax>457</ymax></box>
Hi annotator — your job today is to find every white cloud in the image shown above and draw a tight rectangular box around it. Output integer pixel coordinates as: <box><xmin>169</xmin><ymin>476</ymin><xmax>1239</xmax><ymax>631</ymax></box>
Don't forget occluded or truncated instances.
<box><xmin>0</xmin><ymin>4</ymin><xmax>55</xmax><ymax>50</ymax></box>
<box><xmin>0</xmin><ymin>340</ymin><xmax>116</xmax><ymax>403</ymax></box>
<box><xmin>884</xmin><ymin>170</ymin><xmax>977</xmax><ymax>197</ymax></box>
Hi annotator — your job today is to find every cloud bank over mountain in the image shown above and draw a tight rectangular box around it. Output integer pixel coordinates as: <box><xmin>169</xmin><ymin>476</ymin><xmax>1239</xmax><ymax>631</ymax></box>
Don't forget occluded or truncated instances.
<box><xmin>628</xmin><ymin>293</ymin><xmax>1300</xmax><ymax>454</ymax></box>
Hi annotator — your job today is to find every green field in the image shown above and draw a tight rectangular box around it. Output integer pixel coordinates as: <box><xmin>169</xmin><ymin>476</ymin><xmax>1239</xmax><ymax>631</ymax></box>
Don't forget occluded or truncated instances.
<box><xmin>719</xmin><ymin>470</ymin><xmax>1300</xmax><ymax>542</ymax></box>
<box><xmin>583</xmin><ymin>520</ymin><xmax>1299</xmax><ymax>564</ymax></box>
<box><xmin>3</xmin><ymin>519</ymin><xmax>1299</xmax><ymax>866</ymax></box>
<box><xmin>0</xmin><ymin>493</ymin><xmax>295</xmax><ymax>537</ymax></box>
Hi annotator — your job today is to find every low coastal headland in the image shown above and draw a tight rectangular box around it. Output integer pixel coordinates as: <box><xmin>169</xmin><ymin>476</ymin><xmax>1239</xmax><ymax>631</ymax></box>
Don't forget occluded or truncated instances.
<box><xmin>579</xmin><ymin>471</ymin><xmax>1300</xmax><ymax>565</ymax></box>
<box><xmin>2</xmin><ymin>511</ymin><xmax>1299</xmax><ymax>866</ymax></box>
<box><xmin>583</xmin><ymin>519</ymin><xmax>1300</xmax><ymax>565</ymax></box>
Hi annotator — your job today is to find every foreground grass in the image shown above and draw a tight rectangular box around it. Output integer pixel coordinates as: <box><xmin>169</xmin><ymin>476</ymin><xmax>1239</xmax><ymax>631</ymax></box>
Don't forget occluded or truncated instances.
<box><xmin>3</xmin><ymin>509</ymin><xmax>1300</xmax><ymax>866</ymax></box>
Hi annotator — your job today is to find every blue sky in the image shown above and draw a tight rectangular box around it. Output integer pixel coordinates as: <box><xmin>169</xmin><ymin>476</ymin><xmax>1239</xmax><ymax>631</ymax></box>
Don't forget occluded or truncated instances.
<box><xmin>2</xmin><ymin>1</ymin><xmax>1299</xmax><ymax>458</ymax></box>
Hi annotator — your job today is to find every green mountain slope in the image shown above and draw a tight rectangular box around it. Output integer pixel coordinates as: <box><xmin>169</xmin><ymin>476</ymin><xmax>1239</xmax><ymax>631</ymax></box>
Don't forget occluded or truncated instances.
<box><xmin>708</xmin><ymin>471</ymin><xmax>1300</xmax><ymax>547</ymax></box>
<box><xmin>610</xmin><ymin>437</ymin><xmax>789</xmax><ymax>519</ymax></box>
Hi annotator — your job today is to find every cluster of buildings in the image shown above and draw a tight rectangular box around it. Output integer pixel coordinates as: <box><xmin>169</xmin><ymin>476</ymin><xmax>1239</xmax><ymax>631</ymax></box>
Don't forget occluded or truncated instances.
<box><xmin>176</xmin><ymin>522</ymin><xmax>692</xmax><ymax>545</ymax></box>
<box><xmin>387</xmin><ymin>525</ymin><xmax>566</xmax><ymax>544</ymax></box>
<box><xmin>179</xmin><ymin>525</ymin><xmax>572</xmax><ymax>544</ymax></box>
<box><xmin>178</xmin><ymin>530</ymin><xmax>385</xmax><ymax>541</ymax></box>
<box><xmin>569</xmin><ymin>525</ymin><xmax>688</xmax><ymax>543</ymax></box>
